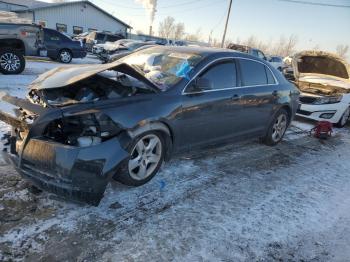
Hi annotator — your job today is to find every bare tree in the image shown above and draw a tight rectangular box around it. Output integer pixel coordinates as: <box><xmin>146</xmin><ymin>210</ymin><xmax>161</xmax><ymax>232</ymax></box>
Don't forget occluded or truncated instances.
<box><xmin>283</xmin><ymin>34</ymin><xmax>298</xmax><ymax>57</ymax></box>
<box><xmin>336</xmin><ymin>44</ymin><xmax>349</xmax><ymax>59</ymax></box>
<box><xmin>158</xmin><ymin>16</ymin><xmax>175</xmax><ymax>39</ymax></box>
<box><xmin>173</xmin><ymin>23</ymin><xmax>185</xmax><ymax>40</ymax></box>
<box><xmin>185</xmin><ymin>28</ymin><xmax>202</xmax><ymax>42</ymax></box>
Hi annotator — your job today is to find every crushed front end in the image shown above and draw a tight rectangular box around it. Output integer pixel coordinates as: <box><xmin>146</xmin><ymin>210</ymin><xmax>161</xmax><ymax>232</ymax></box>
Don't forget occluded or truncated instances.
<box><xmin>0</xmin><ymin>93</ymin><xmax>129</xmax><ymax>206</ymax></box>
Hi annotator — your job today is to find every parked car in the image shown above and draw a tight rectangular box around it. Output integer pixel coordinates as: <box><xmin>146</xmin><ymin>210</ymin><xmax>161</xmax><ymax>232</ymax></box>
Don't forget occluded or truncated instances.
<box><xmin>84</xmin><ymin>31</ymin><xmax>124</xmax><ymax>52</ymax></box>
<box><xmin>92</xmin><ymin>39</ymin><xmax>136</xmax><ymax>55</ymax></box>
<box><xmin>227</xmin><ymin>43</ymin><xmax>267</xmax><ymax>60</ymax></box>
<box><xmin>268</xmin><ymin>56</ymin><xmax>285</xmax><ymax>71</ymax></box>
<box><xmin>0</xmin><ymin>46</ymin><xmax>299</xmax><ymax>205</ymax></box>
<box><xmin>95</xmin><ymin>41</ymin><xmax>156</xmax><ymax>63</ymax></box>
<box><xmin>294</xmin><ymin>51</ymin><xmax>350</xmax><ymax>127</ymax></box>
<box><xmin>0</xmin><ymin>22</ymin><xmax>44</xmax><ymax>74</ymax></box>
<box><xmin>43</xmin><ymin>28</ymin><xmax>87</xmax><ymax>63</ymax></box>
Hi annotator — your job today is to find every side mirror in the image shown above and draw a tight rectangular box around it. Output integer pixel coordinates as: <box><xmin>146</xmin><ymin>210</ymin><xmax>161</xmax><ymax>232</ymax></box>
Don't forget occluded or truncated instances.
<box><xmin>194</xmin><ymin>77</ymin><xmax>213</xmax><ymax>91</ymax></box>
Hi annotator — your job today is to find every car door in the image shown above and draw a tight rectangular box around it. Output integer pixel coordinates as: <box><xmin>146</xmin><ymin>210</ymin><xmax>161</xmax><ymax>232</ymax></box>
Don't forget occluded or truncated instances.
<box><xmin>236</xmin><ymin>58</ymin><xmax>279</xmax><ymax>134</ymax></box>
<box><xmin>179</xmin><ymin>59</ymin><xmax>242</xmax><ymax>149</ymax></box>
<box><xmin>44</xmin><ymin>30</ymin><xmax>62</xmax><ymax>59</ymax></box>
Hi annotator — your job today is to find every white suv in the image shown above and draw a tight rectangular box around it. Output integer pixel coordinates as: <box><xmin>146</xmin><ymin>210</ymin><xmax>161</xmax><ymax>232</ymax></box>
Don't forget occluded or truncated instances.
<box><xmin>294</xmin><ymin>51</ymin><xmax>350</xmax><ymax>127</ymax></box>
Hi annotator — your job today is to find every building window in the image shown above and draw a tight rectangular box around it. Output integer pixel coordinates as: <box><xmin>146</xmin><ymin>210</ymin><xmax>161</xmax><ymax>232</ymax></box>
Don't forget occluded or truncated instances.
<box><xmin>73</xmin><ymin>26</ymin><xmax>83</xmax><ymax>35</ymax></box>
<box><xmin>56</xmin><ymin>23</ymin><xmax>67</xmax><ymax>33</ymax></box>
<box><xmin>88</xmin><ymin>28</ymin><xmax>97</xmax><ymax>32</ymax></box>
<box><xmin>38</xmin><ymin>21</ymin><xmax>46</xmax><ymax>27</ymax></box>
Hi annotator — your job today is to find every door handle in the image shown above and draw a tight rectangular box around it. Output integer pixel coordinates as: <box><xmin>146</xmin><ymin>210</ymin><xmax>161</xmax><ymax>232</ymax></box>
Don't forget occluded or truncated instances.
<box><xmin>231</xmin><ymin>94</ymin><xmax>240</xmax><ymax>100</ymax></box>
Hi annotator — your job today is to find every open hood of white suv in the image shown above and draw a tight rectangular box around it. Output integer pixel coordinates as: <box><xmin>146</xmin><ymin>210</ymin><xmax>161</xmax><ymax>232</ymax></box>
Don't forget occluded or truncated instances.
<box><xmin>293</xmin><ymin>51</ymin><xmax>350</xmax><ymax>83</ymax></box>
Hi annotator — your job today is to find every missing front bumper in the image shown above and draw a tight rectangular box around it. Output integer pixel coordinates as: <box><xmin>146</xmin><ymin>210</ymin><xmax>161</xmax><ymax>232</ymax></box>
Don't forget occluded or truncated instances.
<box><xmin>4</xmin><ymin>137</ymin><xmax>129</xmax><ymax>206</ymax></box>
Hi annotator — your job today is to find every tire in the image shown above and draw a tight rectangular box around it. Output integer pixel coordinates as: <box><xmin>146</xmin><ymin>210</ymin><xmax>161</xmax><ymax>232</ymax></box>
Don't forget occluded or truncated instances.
<box><xmin>58</xmin><ymin>49</ymin><xmax>72</xmax><ymax>63</ymax></box>
<box><xmin>262</xmin><ymin>108</ymin><xmax>289</xmax><ymax>146</ymax></box>
<box><xmin>335</xmin><ymin>107</ymin><xmax>350</xmax><ymax>128</ymax></box>
<box><xmin>116</xmin><ymin>131</ymin><xmax>165</xmax><ymax>186</ymax></box>
<box><xmin>0</xmin><ymin>49</ymin><xmax>25</xmax><ymax>74</ymax></box>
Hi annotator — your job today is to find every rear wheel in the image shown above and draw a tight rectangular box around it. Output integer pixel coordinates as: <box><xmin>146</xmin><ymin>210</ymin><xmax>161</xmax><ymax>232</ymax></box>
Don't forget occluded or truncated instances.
<box><xmin>116</xmin><ymin>131</ymin><xmax>165</xmax><ymax>186</ymax></box>
<box><xmin>336</xmin><ymin>107</ymin><xmax>350</xmax><ymax>128</ymax></box>
<box><xmin>262</xmin><ymin>108</ymin><xmax>289</xmax><ymax>146</ymax></box>
<box><xmin>0</xmin><ymin>49</ymin><xmax>25</xmax><ymax>74</ymax></box>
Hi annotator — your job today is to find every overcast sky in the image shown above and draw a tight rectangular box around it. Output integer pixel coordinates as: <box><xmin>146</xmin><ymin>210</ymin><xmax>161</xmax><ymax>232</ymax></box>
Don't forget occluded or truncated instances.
<box><xmin>47</xmin><ymin>0</ymin><xmax>350</xmax><ymax>53</ymax></box>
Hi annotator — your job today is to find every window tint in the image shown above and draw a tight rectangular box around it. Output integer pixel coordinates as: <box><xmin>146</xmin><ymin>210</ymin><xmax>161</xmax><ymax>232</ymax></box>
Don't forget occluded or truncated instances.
<box><xmin>96</xmin><ymin>33</ymin><xmax>105</xmax><ymax>41</ymax></box>
<box><xmin>106</xmin><ymin>35</ymin><xmax>120</xmax><ymax>42</ymax></box>
<box><xmin>44</xmin><ymin>30</ymin><xmax>60</xmax><ymax>41</ymax></box>
<box><xmin>198</xmin><ymin>61</ymin><xmax>237</xmax><ymax>90</ymax></box>
<box><xmin>271</xmin><ymin>57</ymin><xmax>282</xmax><ymax>62</ymax></box>
<box><xmin>239</xmin><ymin>59</ymin><xmax>268</xmax><ymax>86</ymax></box>
<box><xmin>265</xmin><ymin>67</ymin><xmax>276</xmax><ymax>84</ymax></box>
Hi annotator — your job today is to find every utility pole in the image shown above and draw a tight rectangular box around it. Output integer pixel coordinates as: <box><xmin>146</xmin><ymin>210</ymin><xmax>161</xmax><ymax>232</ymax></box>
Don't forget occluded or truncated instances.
<box><xmin>221</xmin><ymin>0</ymin><xmax>233</xmax><ymax>48</ymax></box>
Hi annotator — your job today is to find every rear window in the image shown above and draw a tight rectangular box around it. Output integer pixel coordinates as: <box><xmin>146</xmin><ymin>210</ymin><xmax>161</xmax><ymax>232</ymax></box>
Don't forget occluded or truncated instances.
<box><xmin>298</xmin><ymin>56</ymin><xmax>349</xmax><ymax>79</ymax></box>
<box><xmin>96</xmin><ymin>33</ymin><xmax>105</xmax><ymax>41</ymax></box>
<box><xmin>240</xmin><ymin>59</ymin><xmax>270</xmax><ymax>86</ymax></box>
<box><xmin>271</xmin><ymin>57</ymin><xmax>282</xmax><ymax>62</ymax></box>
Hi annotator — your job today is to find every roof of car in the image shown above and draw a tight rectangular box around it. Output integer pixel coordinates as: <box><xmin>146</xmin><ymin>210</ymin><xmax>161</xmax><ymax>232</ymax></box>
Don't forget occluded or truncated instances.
<box><xmin>144</xmin><ymin>45</ymin><xmax>258</xmax><ymax>59</ymax></box>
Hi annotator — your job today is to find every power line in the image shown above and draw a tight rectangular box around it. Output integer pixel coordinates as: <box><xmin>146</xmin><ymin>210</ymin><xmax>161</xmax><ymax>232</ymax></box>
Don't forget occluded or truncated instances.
<box><xmin>98</xmin><ymin>0</ymin><xmax>226</xmax><ymax>17</ymax></box>
<box><xmin>278</xmin><ymin>0</ymin><xmax>350</xmax><ymax>8</ymax></box>
<box><xmin>97</xmin><ymin>0</ymin><xmax>217</xmax><ymax>10</ymax></box>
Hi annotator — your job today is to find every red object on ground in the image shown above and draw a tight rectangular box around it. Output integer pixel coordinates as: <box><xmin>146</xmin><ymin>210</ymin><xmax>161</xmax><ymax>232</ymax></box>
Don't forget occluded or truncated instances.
<box><xmin>310</xmin><ymin>121</ymin><xmax>333</xmax><ymax>139</ymax></box>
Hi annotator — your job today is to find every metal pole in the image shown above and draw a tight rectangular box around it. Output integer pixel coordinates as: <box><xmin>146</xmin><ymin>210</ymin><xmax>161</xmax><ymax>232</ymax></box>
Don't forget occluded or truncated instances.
<box><xmin>221</xmin><ymin>0</ymin><xmax>233</xmax><ymax>48</ymax></box>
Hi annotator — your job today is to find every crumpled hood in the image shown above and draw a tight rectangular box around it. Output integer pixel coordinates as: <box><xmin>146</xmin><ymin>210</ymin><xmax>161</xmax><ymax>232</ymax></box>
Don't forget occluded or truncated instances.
<box><xmin>293</xmin><ymin>51</ymin><xmax>350</xmax><ymax>82</ymax></box>
<box><xmin>298</xmin><ymin>75</ymin><xmax>350</xmax><ymax>89</ymax></box>
<box><xmin>29</xmin><ymin>61</ymin><xmax>159</xmax><ymax>92</ymax></box>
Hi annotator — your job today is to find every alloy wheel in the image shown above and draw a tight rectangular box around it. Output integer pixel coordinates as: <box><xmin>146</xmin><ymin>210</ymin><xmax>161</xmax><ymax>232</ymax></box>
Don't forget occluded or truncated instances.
<box><xmin>271</xmin><ymin>114</ymin><xmax>287</xmax><ymax>143</ymax></box>
<box><xmin>128</xmin><ymin>134</ymin><xmax>162</xmax><ymax>181</ymax></box>
<box><xmin>60</xmin><ymin>50</ymin><xmax>72</xmax><ymax>63</ymax></box>
<box><xmin>0</xmin><ymin>52</ymin><xmax>21</xmax><ymax>72</ymax></box>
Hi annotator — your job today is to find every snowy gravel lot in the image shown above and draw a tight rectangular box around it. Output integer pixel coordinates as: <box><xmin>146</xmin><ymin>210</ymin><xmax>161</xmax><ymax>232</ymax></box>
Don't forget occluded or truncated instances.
<box><xmin>1</xmin><ymin>59</ymin><xmax>350</xmax><ymax>262</ymax></box>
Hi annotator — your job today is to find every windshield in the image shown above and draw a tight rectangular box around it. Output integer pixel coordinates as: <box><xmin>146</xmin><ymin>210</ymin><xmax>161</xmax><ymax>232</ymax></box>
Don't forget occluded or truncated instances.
<box><xmin>298</xmin><ymin>56</ymin><xmax>349</xmax><ymax>79</ymax></box>
<box><xmin>120</xmin><ymin>48</ymin><xmax>203</xmax><ymax>91</ymax></box>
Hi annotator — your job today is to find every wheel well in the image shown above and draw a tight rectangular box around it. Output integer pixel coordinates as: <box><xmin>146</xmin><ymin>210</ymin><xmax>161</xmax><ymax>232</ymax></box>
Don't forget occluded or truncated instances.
<box><xmin>281</xmin><ymin>105</ymin><xmax>292</xmax><ymax>123</ymax></box>
<box><xmin>0</xmin><ymin>39</ymin><xmax>25</xmax><ymax>54</ymax></box>
<box><xmin>127</xmin><ymin>121</ymin><xmax>174</xmax><ymax>161</ymax></box>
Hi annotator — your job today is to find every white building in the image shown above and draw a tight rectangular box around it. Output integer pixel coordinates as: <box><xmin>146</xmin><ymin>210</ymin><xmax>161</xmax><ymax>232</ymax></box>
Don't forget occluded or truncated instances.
<box><xmin>0</xmin><ymin>0</ymin><xmax>132</xmax><ymax>36</ymax></box>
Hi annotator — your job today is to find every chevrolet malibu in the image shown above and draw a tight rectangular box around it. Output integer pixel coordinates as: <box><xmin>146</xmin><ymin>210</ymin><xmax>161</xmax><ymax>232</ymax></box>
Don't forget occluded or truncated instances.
<box><xmin>0</xmin><ymin>47</ymin><xmax>299</xmax><ymax>205</ymax></box>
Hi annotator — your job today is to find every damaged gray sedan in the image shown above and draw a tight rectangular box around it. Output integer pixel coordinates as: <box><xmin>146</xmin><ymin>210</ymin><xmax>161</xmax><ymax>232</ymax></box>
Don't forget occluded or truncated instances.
<box><xmin>0</xmin><ymin>46</ymin><xmax>299</xmax><ymax>205</ymax></box>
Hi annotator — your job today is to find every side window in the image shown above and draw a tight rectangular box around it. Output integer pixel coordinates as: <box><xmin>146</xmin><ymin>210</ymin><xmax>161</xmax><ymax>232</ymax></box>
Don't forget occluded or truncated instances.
<box><xmin>239</xmin><ymin>59</ymin><xmax>268</xmax><ymax>86</ymax></box>
<box><xmin>44</xmin><ymin>30</ymin><xmax>60</xmax><ymax>41</ymax></box>
<box><xmin>251</xmin><ymin>49</ymin><xmax>258</xmax><ymax>57</ymax></box>
<box><xmin>186</xmin><ymin>61</ymin><xmax>237</xmax><ymax>92</ymax></box>
<box><xmin>265</xmin><ymin>67</ymin><xmax>276</xmax><ymax>84</ymax></box>
<box><xmin>96</xmin><ymin>33</ymin><xmax>105</xmax><ymax>41</ymax></box>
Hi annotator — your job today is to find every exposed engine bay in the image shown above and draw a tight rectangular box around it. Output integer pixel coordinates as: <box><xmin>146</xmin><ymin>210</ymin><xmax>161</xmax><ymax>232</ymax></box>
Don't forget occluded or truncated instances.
<box><xmin>28</xmin><ymin>72</ymin><xmax>153</xmax><ymax>107</ymax></box>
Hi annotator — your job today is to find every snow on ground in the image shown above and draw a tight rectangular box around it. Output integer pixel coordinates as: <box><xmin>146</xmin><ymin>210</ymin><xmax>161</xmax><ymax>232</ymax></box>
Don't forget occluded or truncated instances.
<box><xmin>0</xmin><ymin>60</ymin><xmax>350</xmax><ymax>261</ymax></box>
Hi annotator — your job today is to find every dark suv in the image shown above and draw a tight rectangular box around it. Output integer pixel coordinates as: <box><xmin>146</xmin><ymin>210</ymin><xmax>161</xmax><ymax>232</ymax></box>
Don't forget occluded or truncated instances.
<box><xmin>0</xmin><ymin>23</ymin><xmax>44</xmax><ymax>74</ymax></box>
<box><xmin>227</xmin><ymin>43</ymin><xmax>267</xmax><ymax>60</ymax></box>
<box><xmin>43</xmin><ymin>28</ymin><xmax>87</xmax><ymax>63</ymax></box>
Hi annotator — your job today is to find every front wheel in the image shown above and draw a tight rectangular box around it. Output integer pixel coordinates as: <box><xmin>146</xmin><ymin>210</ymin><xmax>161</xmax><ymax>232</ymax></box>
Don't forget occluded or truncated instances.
<box><xmin>262</xmin><ymin>108</ymin><xmax>289</xmax><ymax>146</ymax></box>
<box><xmin>58</xmin><ymin>49</ymin><xmax>72</xmax><ymax>63</ymax></box>
<box><xmin>0</xmin><ymin>49</ymin><xmax>25</xmax><ymax>74</ymax></box>
<box><xmin>335</xmin><ymin>107</ymin><xmax>350</xmax><ymax>128</ymax></box>
<box><xmin>116</xmin><ymin>131</ymin><xmax>165</xmax><ymax>186</ymax></box>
